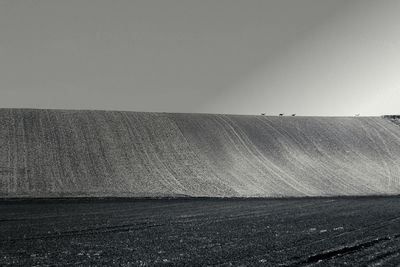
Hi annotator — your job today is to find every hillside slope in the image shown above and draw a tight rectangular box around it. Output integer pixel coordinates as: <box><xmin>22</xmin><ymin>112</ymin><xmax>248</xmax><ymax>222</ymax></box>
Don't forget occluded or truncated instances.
<box><xmin>1</xmin><ymin>109</ymin><xmax>400</xmax><ymax>197</ymax></box>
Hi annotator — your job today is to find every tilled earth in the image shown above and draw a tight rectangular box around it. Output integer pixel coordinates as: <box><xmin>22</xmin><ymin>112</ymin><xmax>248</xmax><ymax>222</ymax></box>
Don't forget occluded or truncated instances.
<box><xmin>1</xmin><ymin>197</ymin><xmax>400</xmax><ymax>266</ymax></box>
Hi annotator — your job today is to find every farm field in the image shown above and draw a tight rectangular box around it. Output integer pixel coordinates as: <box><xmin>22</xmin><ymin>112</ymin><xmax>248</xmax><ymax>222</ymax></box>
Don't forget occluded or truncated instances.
<box><xmin>1</xmin><ymin>197</ymin><xmax>400</xmax><ymax>266</ymax></box>
<box><xmin>2</xmin><ymin>109</ymin><xmax>400</xmax><ymax>198</ymax></box>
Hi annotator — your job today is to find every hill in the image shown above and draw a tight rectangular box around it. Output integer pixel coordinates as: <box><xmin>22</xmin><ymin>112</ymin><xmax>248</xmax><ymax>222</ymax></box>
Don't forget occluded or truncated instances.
<box><xmin>1</xmin><ymin>109</ymin><xmax>400</xmax><ymax>197</ymax></box>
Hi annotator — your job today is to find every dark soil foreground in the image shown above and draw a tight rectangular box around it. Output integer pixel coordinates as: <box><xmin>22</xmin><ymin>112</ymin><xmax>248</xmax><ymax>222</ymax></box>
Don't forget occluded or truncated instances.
<box><xmin>1</xmin><ymin>197</ymin><xmax>400</xmax><ymax>266</ymax></box>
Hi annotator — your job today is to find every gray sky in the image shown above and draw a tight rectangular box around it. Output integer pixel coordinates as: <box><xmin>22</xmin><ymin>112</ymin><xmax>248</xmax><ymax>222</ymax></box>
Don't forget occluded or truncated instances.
<box><xmin>0</xmin><ymin>0</ymin><xmax>399</xmax><ymax>116</ymax></box>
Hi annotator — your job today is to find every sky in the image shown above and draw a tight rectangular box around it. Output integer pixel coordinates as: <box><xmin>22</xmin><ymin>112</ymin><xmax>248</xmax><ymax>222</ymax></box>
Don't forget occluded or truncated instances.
<box><xmin>0</xmin><ymin>0</ymin><xmax>399</xmax><ymax>116</ymax></box>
